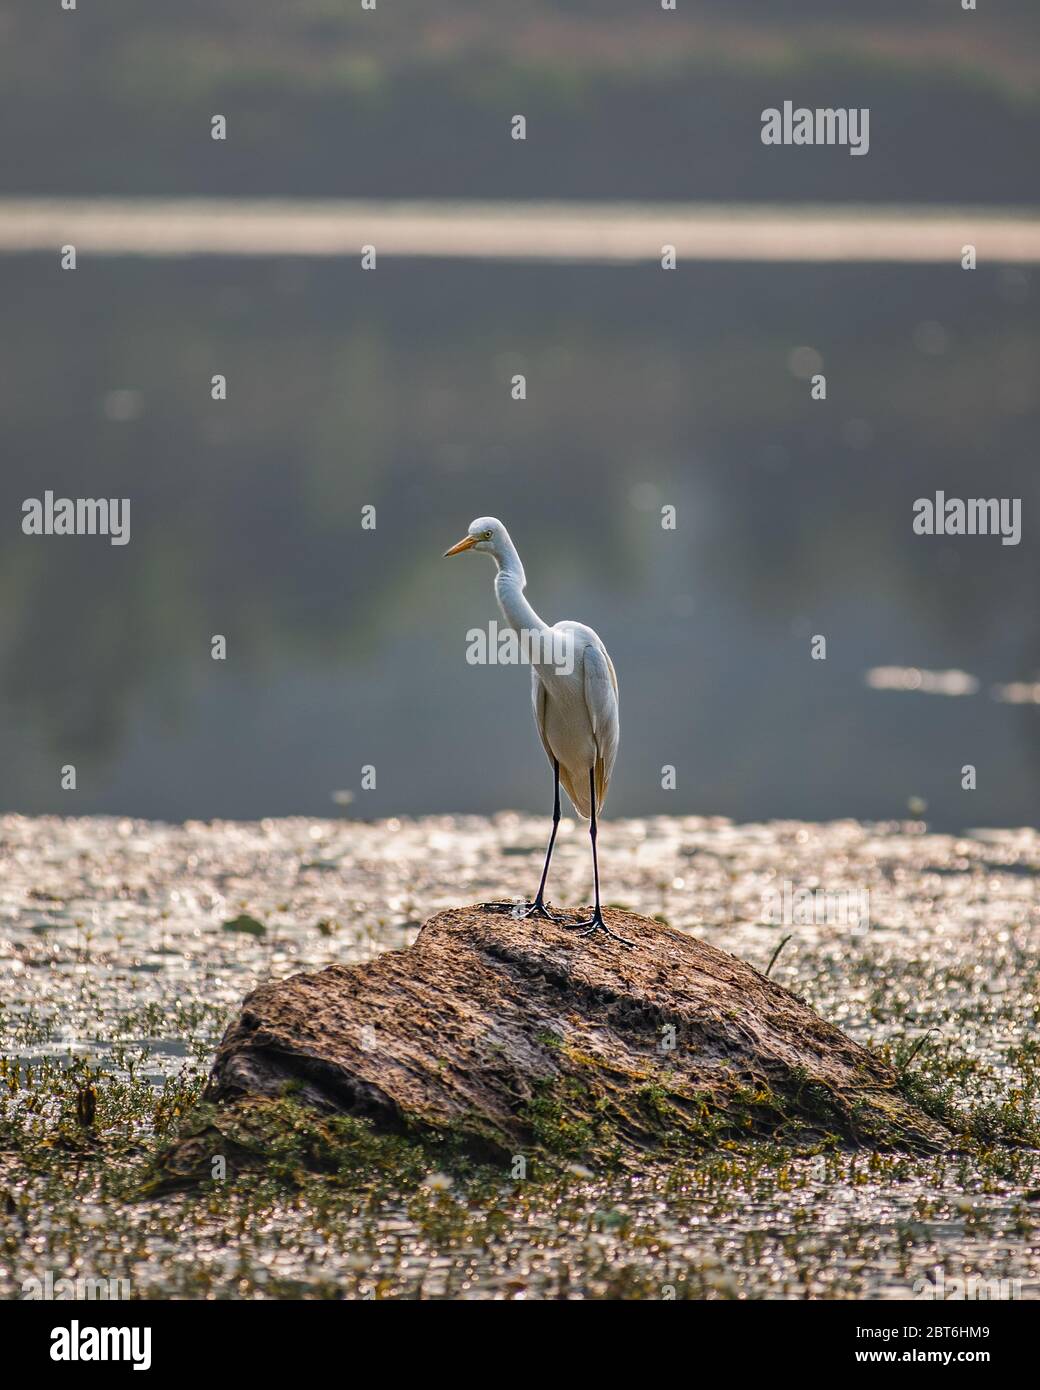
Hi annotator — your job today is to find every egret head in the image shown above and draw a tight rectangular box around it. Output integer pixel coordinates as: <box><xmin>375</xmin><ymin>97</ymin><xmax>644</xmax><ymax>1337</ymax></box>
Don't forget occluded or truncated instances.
<box><xmin>443</xmin><ymin>516</ymin><xmax>506</xmax><ymax>559</ymax></box>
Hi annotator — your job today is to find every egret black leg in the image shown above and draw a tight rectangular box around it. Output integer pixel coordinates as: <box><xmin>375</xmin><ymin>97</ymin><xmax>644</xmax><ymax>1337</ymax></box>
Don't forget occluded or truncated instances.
<box><xmin>528</xmin><ymin>758</ymin><xmax>561</xmax><ymax>914</ymax></box>
<box><xmin>482</xmin><ymin>759</ymin><xmax>563</xmax><ymax>920</ymax></box>
<box><xmin>566</xmin><ymin>769</ymin><xmax>634</xmax><ymax>947</ymax></box>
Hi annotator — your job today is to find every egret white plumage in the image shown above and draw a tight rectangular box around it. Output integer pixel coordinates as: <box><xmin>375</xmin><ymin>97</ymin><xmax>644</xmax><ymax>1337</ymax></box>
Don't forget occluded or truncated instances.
<box><xmin>444</xmin><ymin>516</ymin><xmax>632</xmax><ymax>946</ymax></box>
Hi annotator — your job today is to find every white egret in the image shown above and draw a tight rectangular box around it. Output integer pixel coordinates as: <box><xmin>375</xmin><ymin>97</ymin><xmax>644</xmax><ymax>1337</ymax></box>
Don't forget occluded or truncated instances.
<box><xmin>444</xmin><ymin>516</ymin><xmax>631</xmax><ymax>946</ymax></box>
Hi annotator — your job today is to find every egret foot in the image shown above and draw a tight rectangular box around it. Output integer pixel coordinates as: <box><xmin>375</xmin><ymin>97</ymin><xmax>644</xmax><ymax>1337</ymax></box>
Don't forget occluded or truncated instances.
<box><xmin>481</xmin><ymin>898</ymin><xmax>563</xmax><ymax>922</ymax></box>
<box><xmin>565</xmin><ymin>912</ymin><xmax>635</xmax><ymax>948</ymax></box>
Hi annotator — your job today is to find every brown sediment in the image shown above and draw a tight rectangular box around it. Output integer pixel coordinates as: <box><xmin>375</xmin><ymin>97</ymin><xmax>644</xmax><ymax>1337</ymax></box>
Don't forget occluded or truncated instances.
<box><xmin>201</xmin><ymin>905</ymin><xmax>950</xmax><ymax>1160</ymax></box>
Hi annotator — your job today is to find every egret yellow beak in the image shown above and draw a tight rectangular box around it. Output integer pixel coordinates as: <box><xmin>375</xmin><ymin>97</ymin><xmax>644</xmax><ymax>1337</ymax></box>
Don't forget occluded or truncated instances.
<box><xmin>443</xmin><ymin>535</ymin><xmax>478</xmax><ymax>557</ymax></box>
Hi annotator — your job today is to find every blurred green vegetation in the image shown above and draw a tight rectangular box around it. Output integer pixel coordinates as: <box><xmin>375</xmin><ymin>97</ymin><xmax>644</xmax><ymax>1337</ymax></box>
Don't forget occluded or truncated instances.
<box><xmin>2</xmin><ymin>1</ymin><xmax>1039</xmax><ymax>201</ymax></box>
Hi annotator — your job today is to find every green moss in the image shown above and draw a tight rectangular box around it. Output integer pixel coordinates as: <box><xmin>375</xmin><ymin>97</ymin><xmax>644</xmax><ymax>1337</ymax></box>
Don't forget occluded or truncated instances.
<box><xmin>521</xmin><ymin>1078</ymin><xmax>595</xmax><ymax>1158</ymax></box>
<box><xmin>140</xmin><ymin>1098</ymin><xmax>445</xmax><ymax>1195</ymax></box>
<box><xmin>888</xmin><ymin>1043</ymin><xmax>1040</xmax><ymax>1150</ymax></box>
<box><xmin>222</xmin><ymin>913</ymin><xmax>266</xmax><ymax>937</ymax></box>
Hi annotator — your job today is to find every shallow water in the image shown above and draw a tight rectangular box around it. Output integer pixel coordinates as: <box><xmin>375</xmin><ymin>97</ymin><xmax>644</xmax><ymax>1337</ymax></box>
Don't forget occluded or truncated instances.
<box><xmin>1</xmin><ymin>812</ymin><xmax>1038</xmax><ymax>1299</ymax></box>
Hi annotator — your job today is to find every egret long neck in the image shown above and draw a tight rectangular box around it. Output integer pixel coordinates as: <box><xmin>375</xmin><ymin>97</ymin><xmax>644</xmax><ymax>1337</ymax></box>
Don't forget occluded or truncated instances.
<box><xmin>493</xmin><ymin>541</ymin><xmax>547</xmax><ymax>636</ymax></box>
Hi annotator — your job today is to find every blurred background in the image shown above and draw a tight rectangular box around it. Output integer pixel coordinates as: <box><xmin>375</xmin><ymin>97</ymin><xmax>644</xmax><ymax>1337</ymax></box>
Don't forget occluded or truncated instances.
<box><xmin>0</xmin><ymin>0</ymin><xmax>1037</xmax><ymax>828</ymax></box>
<box><xmin>3</xmin><ymin>0</ymin><xmax>1040</xmax><ymax>203</ymax></box>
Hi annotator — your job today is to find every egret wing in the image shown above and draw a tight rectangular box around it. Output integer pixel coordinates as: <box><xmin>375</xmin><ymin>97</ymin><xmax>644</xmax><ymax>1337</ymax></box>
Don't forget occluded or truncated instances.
<box><xmin>583</xmin><ymin>641</ymin><xmax>620</xmax><ymax>811</ymax></box>
<box><xmin>531</xmin><ymin>668</ymin><xmax>555</xmax><ymax>771</ymax></box>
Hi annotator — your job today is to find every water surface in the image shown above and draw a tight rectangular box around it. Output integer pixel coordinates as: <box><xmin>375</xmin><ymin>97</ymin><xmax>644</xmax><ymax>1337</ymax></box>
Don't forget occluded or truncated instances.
<box><xmin>0</xmin><ymin>249</ymin><xmax>1036</xmax><ymax>828</ymax></box>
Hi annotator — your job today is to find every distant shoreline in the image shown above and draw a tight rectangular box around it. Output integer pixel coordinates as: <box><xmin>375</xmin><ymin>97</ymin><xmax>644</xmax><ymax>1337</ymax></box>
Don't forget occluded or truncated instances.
<box><xmin>2</xmin><ymin>198</ymin><xmax>1039</xmax><ymax>263</ymax></box>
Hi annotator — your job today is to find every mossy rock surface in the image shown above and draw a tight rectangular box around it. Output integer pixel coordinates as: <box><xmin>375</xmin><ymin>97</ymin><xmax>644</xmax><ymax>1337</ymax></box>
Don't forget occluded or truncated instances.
<box><xmin>198</xmin><ymin>905</ymin><xmax>949</xmax><ymax>1163</ymax></box>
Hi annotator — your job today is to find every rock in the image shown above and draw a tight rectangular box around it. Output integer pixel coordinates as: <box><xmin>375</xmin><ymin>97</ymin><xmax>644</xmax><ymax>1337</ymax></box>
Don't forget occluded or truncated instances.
<box><xmin>202</xmin><ymin>905</ymin><xmax>950</xmax><ymax>1162</ymax></box>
